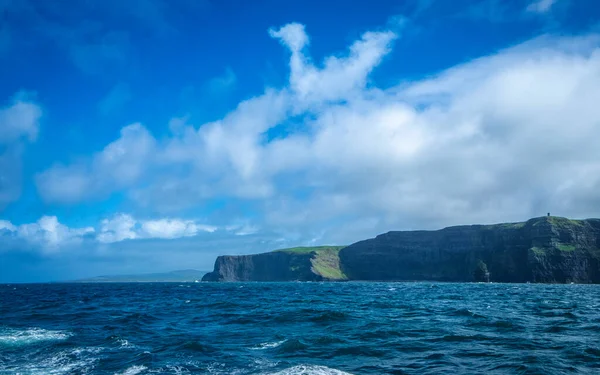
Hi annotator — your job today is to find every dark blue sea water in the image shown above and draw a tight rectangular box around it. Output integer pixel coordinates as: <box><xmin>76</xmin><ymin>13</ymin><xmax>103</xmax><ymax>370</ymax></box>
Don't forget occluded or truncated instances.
<box><xmin>1</xmin><ymin>282</ymin><xmax>599</xmax><ymax>375</ymax></box>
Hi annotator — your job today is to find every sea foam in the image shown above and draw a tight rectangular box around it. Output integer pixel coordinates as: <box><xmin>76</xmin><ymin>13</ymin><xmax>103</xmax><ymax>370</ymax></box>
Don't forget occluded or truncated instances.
<box><xmin>115</xmin><ymin>365</ymin><xmax>148</xmax><ymax>375</ymax></box>
<box><xmin>250</xmin><ymin>339</ymin><xmax>286</xmax><ymax>350</ymax></box>
<box><xmin>266</xmin><ymin>365</ymin><xmax>353</xmax><ymax>375</ymax></box>
<box><xmin>0</xmin><ymin>327</ymin><xmax>71</xmax><ymax>346</ymax></box>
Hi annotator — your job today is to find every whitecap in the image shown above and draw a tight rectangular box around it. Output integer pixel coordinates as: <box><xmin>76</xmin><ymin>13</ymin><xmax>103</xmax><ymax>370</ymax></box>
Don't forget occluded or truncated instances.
<box><xmin>253</xmin><ymin>358</ymin><xmax>279</xmax><ymax>368</ymax></box>
<box><xmin>165</xmin><ymin>365</ymin><xmax>190</xmax><ymax>375</ymax></box>
<box><xmin>0</xmin><ymin>327</ymin><xmax>71</xmax><ymax>346</ymax></box>
<box><xmin>266</xmin><ymin>365</ymin><xmax>354</xmax><ymax>375</ymax></box>
<box><xmin>115</xmin><ymin>365</ymin><xmax>147</xmax><ymax>375</ymax></box>
<box><xmin>3</xmin><ymin>347</ymin><xmax>99</xmax><ymax>375</ymax></box>
<box><xmin>205</xmin><ymin>362</ymin><xmax>244</xmax><ymax>375</ymax></box>
<box><xmin>250</xmin><ymin>339</ymin><xmax>286</xmax><ymax>350</ymax></box>
<box><xmin>116</xmin><ymin>338</ymin><xmax>136</xmax><ymax>349</ymax></box>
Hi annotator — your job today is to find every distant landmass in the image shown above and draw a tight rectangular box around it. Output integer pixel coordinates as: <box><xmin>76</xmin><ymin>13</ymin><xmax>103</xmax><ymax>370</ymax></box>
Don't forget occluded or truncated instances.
<box><xmin>202</xmin><ymin>216</ymin><xmax>600</xmax><ymax>283</ymax></box>
<box><xmin>76</xmin><ymin>269</ymin><xmax>207</xmax><ymax>283</ymax></box>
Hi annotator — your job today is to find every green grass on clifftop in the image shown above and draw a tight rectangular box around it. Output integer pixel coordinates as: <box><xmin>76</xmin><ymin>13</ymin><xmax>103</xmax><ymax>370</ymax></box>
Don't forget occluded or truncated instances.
<box><xmin>275</xmin><ymin>246</ymin><xmax>345</xmax><ymax>254</ymax></box>
<box><xmin>275</xmin><ymin>246</ymin><xmax>347</xmax><ymax>280</ymax></box>
<box><xmin>531</xmin><ymin>216</ymin><xmax>586</xmax><ymax>228</ymax></box>
<box><xmin>547</xmin><ymin>216</ymin><xmax>585</xmax><ymax>227</ymax></box>
<box><xmin>483</xmin><ymin>222</ymin><xmax>525</xmax><ymax>230</ymax></box>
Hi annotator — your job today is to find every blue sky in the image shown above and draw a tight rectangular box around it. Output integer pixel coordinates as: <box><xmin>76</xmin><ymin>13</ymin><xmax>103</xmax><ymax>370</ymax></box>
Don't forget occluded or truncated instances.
<box><xmin>1</xmin><ymin>0</ymin><xmax>600</xmax><ymax>282</ymax></box>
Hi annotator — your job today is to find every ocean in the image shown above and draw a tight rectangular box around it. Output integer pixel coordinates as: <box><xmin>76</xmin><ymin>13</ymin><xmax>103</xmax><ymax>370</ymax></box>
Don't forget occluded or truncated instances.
<box><xmin>1</xmin><ymin>282</ymin><xmax>599</xmax><ymax>374</ymax></box>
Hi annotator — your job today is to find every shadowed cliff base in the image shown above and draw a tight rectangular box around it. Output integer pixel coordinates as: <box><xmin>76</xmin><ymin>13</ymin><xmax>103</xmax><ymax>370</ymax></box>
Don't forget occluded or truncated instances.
<box><xmin>202</xmin><ymin>216</ymin><xmax>600</xmax><ymax>283</ymax></box>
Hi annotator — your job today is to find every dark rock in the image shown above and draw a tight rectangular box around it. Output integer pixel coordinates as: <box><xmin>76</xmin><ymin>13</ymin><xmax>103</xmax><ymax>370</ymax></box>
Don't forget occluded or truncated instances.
<box><xmin>201</xmin><ymin>251</ymin><xmax>323</xmax><ymax>282</ymax></box>
<box><xmin>339</xmin><ymin>217</ymin><xmax>600</xmax><ymax>283</ymax></box>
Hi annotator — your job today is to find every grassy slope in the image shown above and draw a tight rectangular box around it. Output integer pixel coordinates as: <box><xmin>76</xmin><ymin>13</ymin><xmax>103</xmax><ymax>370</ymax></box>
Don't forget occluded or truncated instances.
<box><xmin>275</xmin><ymin>246</ymin><xmax>347</xmax><ymax>280</ymax></box>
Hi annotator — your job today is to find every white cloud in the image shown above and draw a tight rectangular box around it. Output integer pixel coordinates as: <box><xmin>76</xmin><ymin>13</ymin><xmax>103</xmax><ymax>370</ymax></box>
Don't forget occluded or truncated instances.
<box><xmin>270</xmin><ymin>23</ymin><xmax>396</xmax><ymax>106</ymax></box>
<box><xmin>32</xmin><ymin>23</ymin><xmax>600</xmax><ymax>246</ymax></box>
<box><xmin>269</xmin><ymin>23</ymin><xmax>309</xmax><ymax>53</ymax></box>
<box><xmin>36</xmin><ymin>123</ymin><xmax>156</xmax><ymax>203</ymax></box>
<box><xmin>36</xmin><ymin>24</ymin><xmax>397</xmax><ymax>207</ymax></box>
<box><xmin>140</xmin><ymin>219</ymin><xmax>217</xmax><ymax>239</ymax></box>
<box><xmin>97</xmin><ymin>213</ymin><xmax>138</xmax><ymax>243</ymax></box>
<box><xmin>0</xmin><ymin>216</ymin><xmax>94</xmax><ymax>252</ymax></box>
<box><xmin>97</xmin><ymin>214</ymin><xmax>218</xmax><ymax>243</ymax></box>
<box><xmin>0</xmin><ymin>219</ymin><xmax>16</xmax><ymax>232</ymax></box>
<box><xmin>0</xmin><ymin>214</ymin><xmax>220</xmax><ymax>249</ymax></box>
<box><xmin>526</xmin><ymin>0</ymin><xmax>556</xmax><ymax>13</ymax></box>
<box><xmin>0</xmin><ymin>93</ymin><xmax>41</xmax><ymax>144</ymax></box>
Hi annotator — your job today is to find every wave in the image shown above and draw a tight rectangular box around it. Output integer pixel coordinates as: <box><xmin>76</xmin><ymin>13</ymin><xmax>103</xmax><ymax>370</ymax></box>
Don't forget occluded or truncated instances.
<box><xmin>105</xmin><ymin>335</ymin><xmax>138</xmax><ymax>349</ymax></box>
<box><xmin>266</xmin><ymin>365</ymin><xmax>353</xmax><ymax>375</ymax></box>
<box><xmin>0</xmin><ymin>327</ymin><xmax>71</xmax><ymax>346</ymax></box>
<box><xmin>275</xmin><ymin>339</ymin><xmax>309</xmax><ymax>354</ymax></box>
<box><xmin>115</xmin><ymin>365</ymin><xmax>147</xmax><ymax>375</ymax></box>
<box><xmin>250</xmin><ymin>339</ymin><xmax>287</xmax><ymax>350</ymax></box>
<box><xmin>116</xmin><ymin>338</ymin><xmax>137</xmax><ymax>349</ymax></box>
<box><xmin>0</xmin><ymin>347</ymin><xmax>99</xmax><ymax>375</ymax></box>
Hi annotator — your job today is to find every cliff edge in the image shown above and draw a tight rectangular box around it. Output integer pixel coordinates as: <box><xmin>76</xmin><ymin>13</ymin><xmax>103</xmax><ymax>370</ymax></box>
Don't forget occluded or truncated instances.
<box><xmin>203</xmin><ymin>217</ymin><xmax>600</xmax><ymax>283</ymax></box>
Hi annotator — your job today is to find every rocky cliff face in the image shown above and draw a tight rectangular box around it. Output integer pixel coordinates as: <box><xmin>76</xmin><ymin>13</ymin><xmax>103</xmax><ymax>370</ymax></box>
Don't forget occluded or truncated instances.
<box><xmin>202</xmin><ymin>251</ymin><xmax>325</xmax><ymax>282</ymax></box>
<box><xmin>203</xmin><ymin>217</ymin><xmax>600</xmax><ymax>283</ymax></box>
<box><xmin>339</xmin><ymin>217</ymin><xmax>600</xmax><ymax>283</ymax></box>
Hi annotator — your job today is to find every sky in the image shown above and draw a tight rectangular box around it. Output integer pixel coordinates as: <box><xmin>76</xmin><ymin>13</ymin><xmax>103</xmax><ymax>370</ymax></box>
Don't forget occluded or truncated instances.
<box><xmin>1</xmin><ymin>0</ymin><xmax>600</xmax><ymax>282</ymax></box>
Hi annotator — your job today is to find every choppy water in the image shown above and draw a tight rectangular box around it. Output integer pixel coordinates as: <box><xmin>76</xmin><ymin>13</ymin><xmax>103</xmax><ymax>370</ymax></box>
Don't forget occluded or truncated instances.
<box><xmin>1</xmin><ymin>282</ymin><xmax>599</xmax><ymax>375</ymax></box>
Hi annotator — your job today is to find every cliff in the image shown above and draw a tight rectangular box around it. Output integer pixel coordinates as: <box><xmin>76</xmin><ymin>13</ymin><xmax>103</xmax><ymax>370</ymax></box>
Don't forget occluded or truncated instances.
<box><xmin>202</xmin><ymin>217</ymin><xmax>600</xmax><ymax>283</ymax></box>
<box><xmin>202</xmin><ymin>246</ymin><xmax>346</xmax><ymax>282</ymax></box>
<box><xmin>340</xmin><ymin>216</ymin><xmax>600</xmax><ymax>283</ymax></box>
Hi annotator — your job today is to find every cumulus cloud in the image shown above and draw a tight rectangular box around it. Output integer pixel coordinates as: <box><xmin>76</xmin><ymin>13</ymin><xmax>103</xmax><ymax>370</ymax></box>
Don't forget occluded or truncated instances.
<box><xmin>141</xmin><ymin>219</ymin><xmax>217</xmax><ymax>239</ymax></box>
<box><xmin>36</xmin><ymin>123</ymin><xmax>156</xmax><ymax>203</ymax></box>
<box><xmin>97</xmin><ymin>214</ymin><xmax>218</xmax><ymax>243</ymax></box>
<box><xmin>0</xmin><ymin>214</ymin><xmax>219</xmax><ymax>250</ymax></box>
<box><xmin>32</xmin><ymin>22</ymin><xmax>600</xmax><ymax>245</ymax></box>
<box><xmin>97</xmin><ymin>214</ymin><xmax>138</xmax><ymax>243</ymax></box>
<box><xmin>0</xmin><ymin>216</ymin><xmax>94</xmax><ymax>252</ymax></box>
<box><xmin>0</xmin><ymin>219</ymin><xmax>16</xmax><ymax>232</ymax></box>
<box><xmin>270</xmin><ymin>23</ymin><xmax>396</xmax><ymax>105</ymax></box>
<box><xmin>526</xmin><ymin>0</ymin><xmax>557</xmax><ymax>13</ymax></box>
